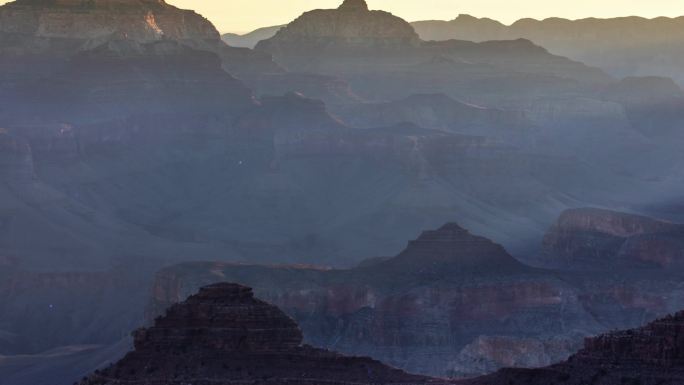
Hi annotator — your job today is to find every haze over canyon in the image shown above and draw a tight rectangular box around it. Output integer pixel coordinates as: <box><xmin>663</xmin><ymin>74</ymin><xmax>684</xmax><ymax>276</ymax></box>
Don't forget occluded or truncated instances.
<box><xmin>1</xmin><ymin>0</ymin><xmax>684</xmax><ymax>384</ymax></box>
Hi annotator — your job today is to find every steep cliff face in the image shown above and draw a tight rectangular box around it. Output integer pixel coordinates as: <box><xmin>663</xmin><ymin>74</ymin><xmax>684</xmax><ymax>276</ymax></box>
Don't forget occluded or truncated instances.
<box><xmin>78</xmin><ymin>283</ymin><xmax>442</xmax><ymax>385</ymax></box>
<box><xmin>542</xmin><ymin>208</ymin><xmax>684</xmax><ymax>269</ymax></box>
<box><xmin>461</xmin><ymin>311</ymin><xmax>684</xmax><ymax>385</ymax></box>
<box><xmin>0</xmin><ymin>0</ymin><xmax>218</xmax><ymax>48</ymax></box>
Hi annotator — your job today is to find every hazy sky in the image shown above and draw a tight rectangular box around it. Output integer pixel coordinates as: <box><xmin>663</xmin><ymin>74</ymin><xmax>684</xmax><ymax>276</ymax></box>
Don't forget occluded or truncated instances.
<box><xmin>165</xmin><ymin>0</ymin><xmax>684</xmax><ymax>33</ymax></box>
<box><xmin>2</xmin><ymin>0</ymin><xmax>683</xmax><ymax>33</ymax></box>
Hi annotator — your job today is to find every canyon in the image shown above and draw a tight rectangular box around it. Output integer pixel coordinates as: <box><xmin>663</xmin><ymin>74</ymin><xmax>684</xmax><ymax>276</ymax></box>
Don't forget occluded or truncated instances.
<box><xmin>146</xmin><ymin>217</ymin><xmax>684</xmax><ymax>378</ymax></box>
<box><xmin>1</xmin><ymin>0</ymin><xmax>684</xmax><ymax>384</ymax></box>
<box><xmin>78</xmin><ymin>283</ymin><xmax>444</xmax><ymax>385</ymax></box>
<box><xmin>76</xmin><ymin>282</ymin><xmax>684</xmax><ymax>385</ymax></box>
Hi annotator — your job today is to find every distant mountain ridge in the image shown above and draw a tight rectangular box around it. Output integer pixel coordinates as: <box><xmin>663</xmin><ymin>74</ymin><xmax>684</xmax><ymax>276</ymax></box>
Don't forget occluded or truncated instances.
<box><xmin>222</xmin><ymin>25</ymin><xmax>284</xmax><ymax>48</ymax></box>
<box><xmin>412</xmin><ymin>14</ymin><xmax>684</xmax><ymax>84</ymax></box>
<box><xmin>229</xmin><ymin>13</ymin><xmax>684</xmax><ymax>84</ymax></box>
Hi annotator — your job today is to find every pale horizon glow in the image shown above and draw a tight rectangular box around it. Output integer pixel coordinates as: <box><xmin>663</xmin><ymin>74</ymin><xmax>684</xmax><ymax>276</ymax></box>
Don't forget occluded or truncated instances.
<box><xmin>2</xmin><ymin>0</ymin><xmax>683</xmax><ymax>34</ymax></box>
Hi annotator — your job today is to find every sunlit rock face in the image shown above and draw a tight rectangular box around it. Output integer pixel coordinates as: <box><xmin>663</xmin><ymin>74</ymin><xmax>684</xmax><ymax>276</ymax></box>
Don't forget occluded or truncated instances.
<box><xmin>542</xmin><ymin>208</ymin><xmax>684</xmax><ymax>270</ymax></box>
<box><xmin>77</xmin><ymin>283</ymin><xmax>442</xmax><ymax>385</ymax></box>
<box><xmin>0</xmin><ymin>0</ymin><xmax>279</xmax><ymax>83</ymax></box>
<box><xmin>0</xmin><ymin>0</ymin><xmax>218</xmax><ymax>47</ymax></box>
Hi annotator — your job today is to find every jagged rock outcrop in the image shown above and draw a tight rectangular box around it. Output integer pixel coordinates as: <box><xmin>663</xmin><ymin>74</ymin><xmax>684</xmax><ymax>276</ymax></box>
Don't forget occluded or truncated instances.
<box><xmin>77</xmin><ymin>283</ymin><xmax>443</xmax><ymax>385</ymax></box>
<box><xmin>542</xmin><ymin>208</ymin><xmax>684</xmax><ymax>270</ymax></box>
<box><xmin>461</xmin><ymin>311</ymin><xmax>684</xmax><ymax>385</ymax></box>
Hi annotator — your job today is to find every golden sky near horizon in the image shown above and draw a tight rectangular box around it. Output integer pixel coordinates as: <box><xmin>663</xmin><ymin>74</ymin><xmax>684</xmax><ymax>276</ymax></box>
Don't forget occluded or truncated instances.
<box><xmin>166</xmin><ymin>0</ymin><xmax>684</xmax><ymax>33</ymax></box>
<box><xmin>2</xmin><ymin>0</ymin><xmax>683</xmax><ymax>33</ymax></box>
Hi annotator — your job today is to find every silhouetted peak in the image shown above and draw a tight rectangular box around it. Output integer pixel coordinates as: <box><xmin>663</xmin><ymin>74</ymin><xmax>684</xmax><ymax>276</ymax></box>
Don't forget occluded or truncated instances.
<box><xmin>437</xmin><ymin>222</ymin><xmax>470</xmax><ymax>233</ymax></box>
<box><xmin>137</xmin><ymin>282</ymin><xmax>303</xmax><ymax>353</ymax></box>
<box><xmin>370</xmin><ymin>223</ymin><xmax>528</xmax><ymax>277</ymax></box>
<box><xmin>338</xmin><ymin>0</ymin><xmax>368</xmax><ymax>11</ymax></box>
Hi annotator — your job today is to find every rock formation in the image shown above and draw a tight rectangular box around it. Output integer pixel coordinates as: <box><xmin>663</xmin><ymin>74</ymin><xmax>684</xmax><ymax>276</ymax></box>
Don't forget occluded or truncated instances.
<box><xmin>461</xmin><ymin>311</ymin><xmax>684</xmax><ymax>385</ymax></box>
<box><xmin>77</xmin><ymin>283</ymin><xmax>443</xmax><ymax>385</ymax></box>
<box><xmin>256</xmin><ymin>0</ymin><xmax>421</xmax><ymax>58</ymax></box>
<box><xmin>145</xmin><ymin>223</ymin><xmax>598</xmax><ymax>378</ymax></box>
<box><xmin>78</xmin><ymin>282</ymin><xmax>684</xmax><ymax>385</ymax></box>
<box><xmin>542</xmin><ymin>208</ymin><xmax>684</xmax><ymax>269</ymax></box>
<box><xmin>0</xmin><ymin>0</ymin><xmax>279</xmax><ymax>82</ymax></box>
<box><xmin>254</xmin><ymin>0</ymin><xmax>609</xmax><ymax>116</ymax></box>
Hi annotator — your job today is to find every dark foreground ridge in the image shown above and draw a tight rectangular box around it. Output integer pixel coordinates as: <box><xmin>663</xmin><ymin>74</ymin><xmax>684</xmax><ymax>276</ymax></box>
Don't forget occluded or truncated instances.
<box><xmin>77</xmin><ymin>283</ymin><xmax>447</xmax><ymax>385</ymax></box>
<box><xmin>78</xmin><ymin>281</ymin><xmax>684</xmax><ymax>385</ymax></box>
<box><xmin>462</xmin><ymin>311</ymin><xmax>684</xmax><ymax>385</ymax></box>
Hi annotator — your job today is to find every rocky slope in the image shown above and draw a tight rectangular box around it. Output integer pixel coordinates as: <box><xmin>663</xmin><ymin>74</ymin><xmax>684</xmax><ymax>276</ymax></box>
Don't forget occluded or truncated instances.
<box><xmin>77</xmin><ymin>283</ymin><xmax>444</xmax><ymax>385</ymax></box>
<box><xmin>541</xmin><ymin>208</ymin><xmax>684</xmax><ymax>270</ymax></box>
<box><xmin>461</xmin><ymin>310</ymin><xmax>684</xmax><ymax>385</ymax></box>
